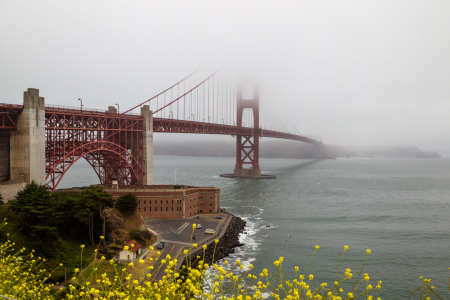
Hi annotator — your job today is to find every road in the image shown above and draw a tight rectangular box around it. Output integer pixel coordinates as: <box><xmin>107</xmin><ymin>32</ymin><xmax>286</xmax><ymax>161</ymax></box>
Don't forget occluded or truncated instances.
<box><xmin>145</xmin><ymin>213</ymin><xmax>228</xmax><ymax>282</ymax></box>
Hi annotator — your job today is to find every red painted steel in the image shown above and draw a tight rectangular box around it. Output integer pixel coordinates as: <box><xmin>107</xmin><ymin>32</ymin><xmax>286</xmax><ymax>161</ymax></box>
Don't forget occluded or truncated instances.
<box><xmin>234</xmin><ymin>85</ymin><xmax>261</xmax><ymax>173</ymax></box>
<box><xmin>0</xmin><ymin>103</ymin><xmax>23</xmax><ymax>130</ymax></box>
<box><xmin>44</xmin><ymin>106</ymin><xmax>145</xmax><ymax>191</ymax></box>
<box><xmin>2</xmin><ymin>66</ymin><xmax>324</xmax><ymax>189</ymax></box>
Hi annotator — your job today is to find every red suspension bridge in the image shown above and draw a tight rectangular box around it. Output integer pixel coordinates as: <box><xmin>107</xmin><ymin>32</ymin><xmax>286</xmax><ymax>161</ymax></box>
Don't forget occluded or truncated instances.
<box><xmin>0</xmin><ymin>66</ymin><xmax>324</xmax><ymax>191</ymax></box>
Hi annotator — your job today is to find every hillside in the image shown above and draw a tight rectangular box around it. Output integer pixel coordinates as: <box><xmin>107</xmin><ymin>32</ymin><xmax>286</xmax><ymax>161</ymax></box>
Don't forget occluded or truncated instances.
<box><xmin>105</xmin><ymin>207</ymin><xmax>157</xmax><ymax>249</ymax></box>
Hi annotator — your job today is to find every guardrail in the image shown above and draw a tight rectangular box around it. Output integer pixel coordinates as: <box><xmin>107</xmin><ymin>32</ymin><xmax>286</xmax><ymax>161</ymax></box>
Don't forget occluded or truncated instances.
<box><xmin>45</xmin><ymin>104</ymin><xmax>141</xmax><ymax>116</ymax></box>
<box><xmin>0</xmin><ymin>103</ymin><xmax>23</xmax><ymax>110</ymax></box>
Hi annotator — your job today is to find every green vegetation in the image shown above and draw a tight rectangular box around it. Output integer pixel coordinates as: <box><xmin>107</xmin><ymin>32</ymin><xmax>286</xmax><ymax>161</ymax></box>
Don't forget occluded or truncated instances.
<box><xmin>80</xmin><ymin>186</ymin><xmax>114</xmax><ymax>249</ymax></box>
<box><xmin>0</xmin><ymin>184</ymin><xmax>446</xmax><ymax>299</ymax></box>
<box><xmin>115</xmin><ymin>192</ymin><xmax>139</xmax><ymax>215</ymax></box>
<box><xmin>0</xmin><ymin>220</ymin><xmax>446</xmax><ymax>300</ymax></box>
<box><xmin>0</xmin><ymin>182</ymin><xmax>115</xmax><ymax>282</ymax></box>
<box><xmin>129</xmin><ymin>228</ymin><xmax>152</xmax><ymax>244</ymax></box>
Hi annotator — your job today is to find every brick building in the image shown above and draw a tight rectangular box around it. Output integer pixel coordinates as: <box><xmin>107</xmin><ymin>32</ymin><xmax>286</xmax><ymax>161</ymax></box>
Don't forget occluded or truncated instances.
<box><xmin>57</xmin><ymin>184</ymin><xmax>220</xmax><ymax>219</ymax></box>
<box><xmin>108</xmin><ymin>185</ymin><xmax>220</xmax><ymax>219</ymax></box>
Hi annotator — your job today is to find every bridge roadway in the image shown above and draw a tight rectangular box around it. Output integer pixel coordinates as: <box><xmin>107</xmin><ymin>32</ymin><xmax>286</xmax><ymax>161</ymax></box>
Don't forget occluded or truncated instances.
<box><xmin>1</xmin><ymin>95</ymin><xmax>324</xmax><ymax>194</ymax></box>
<box><xmin>1</xmin><ymin>103</ymin><xmax>321</xmax><ymax>146</ymax></box>
<box><xmin>144</xmin><ymin>213</ymin><xmax>230</xmax><ymax>282</ymax></box>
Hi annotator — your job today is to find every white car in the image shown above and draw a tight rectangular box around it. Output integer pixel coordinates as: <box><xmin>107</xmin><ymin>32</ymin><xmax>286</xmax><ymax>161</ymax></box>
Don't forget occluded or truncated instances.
<box><xmin>196</xmin><ymin>224</ymin><xmax>203</xmax><ymax>229</ymax></box>
<box><xmin>205</xmin><ymin>229</ymin><xmax>215</xmax><ymax>234</ymax></box>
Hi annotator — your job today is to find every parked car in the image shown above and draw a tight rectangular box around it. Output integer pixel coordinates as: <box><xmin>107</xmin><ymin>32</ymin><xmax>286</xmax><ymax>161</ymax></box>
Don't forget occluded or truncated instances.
<box><xmin>156</xmin><ymin>242</ymin><xmax>165</xmax><ymax>249</ymax></box>
<box><xmin>205</xmin><ymin>229</ymin><xmax>215</xmax><ymax>234</ymax></box>
<box><xmin>196</xmin><ymin>224</ymin><xmax>203</xmax><ymax>229</ymax></box>
<box><xmin>215</xmin><ymin>215</ymin><xmax>224</xmax><ymax>219</ymax></box>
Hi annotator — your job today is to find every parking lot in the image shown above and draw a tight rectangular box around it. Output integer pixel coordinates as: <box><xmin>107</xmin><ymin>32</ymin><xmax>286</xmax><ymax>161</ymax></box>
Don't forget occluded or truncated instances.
<box><xmin>145</xmin><ymin>213</ymin><xmax>228</xmax><ymax>281</ymax></box>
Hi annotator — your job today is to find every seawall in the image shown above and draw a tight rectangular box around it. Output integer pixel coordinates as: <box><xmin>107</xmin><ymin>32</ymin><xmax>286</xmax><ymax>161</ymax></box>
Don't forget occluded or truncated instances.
<box><xmin>181</xmin><ymin>214</ymin><xmax>246</xmax><ymax>268</ymax></box>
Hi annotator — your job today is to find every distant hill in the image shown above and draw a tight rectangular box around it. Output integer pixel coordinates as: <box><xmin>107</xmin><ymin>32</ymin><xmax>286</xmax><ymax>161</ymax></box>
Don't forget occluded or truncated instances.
<box><xmin>349</xmin><ymin>146</ymin><xmax>441</xmax><ymax>158</ymax></box>
<box><xmin>154</xmin><ymin>139</ymin><xmax>440</xmax><ymax>159</ymax></box>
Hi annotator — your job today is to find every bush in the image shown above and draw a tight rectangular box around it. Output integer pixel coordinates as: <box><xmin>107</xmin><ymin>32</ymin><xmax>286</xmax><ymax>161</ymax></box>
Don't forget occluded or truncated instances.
<box><xmin>115</xmin><ymin>239</ymin><xmax>124</xmax><ymax>246</ymax></box>
<box><xmin>115</xmin><ymin>192</ymin><xmax>138</xmax><ymax>215</ymax></box>
<box><xmin>129</xmin><ymin>228</ymin><xmax>152</xmax><ymax>244</ymax></box>
<box><xmin>0</xmin><ymin>221</ymin><xmax>446</xmax><ymax>300</ymax></box>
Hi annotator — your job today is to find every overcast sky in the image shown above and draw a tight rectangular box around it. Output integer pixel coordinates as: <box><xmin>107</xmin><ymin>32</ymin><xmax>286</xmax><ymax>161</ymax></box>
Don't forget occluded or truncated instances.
<box><xmin>1</xmin><ymin>1</ymin><xmax>449</xmax><ymax>153</ymax></box>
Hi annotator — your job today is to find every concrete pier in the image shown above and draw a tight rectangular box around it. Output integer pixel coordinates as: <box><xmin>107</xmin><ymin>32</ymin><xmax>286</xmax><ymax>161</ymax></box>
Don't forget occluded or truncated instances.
<box><xmin>141</xmin><ymin>105</ymin><xmax>154</xmax><ymax>185</ymax></box>
<box><xmin>9</xmin><ymin>88</ymin><xmax>46</xmax><ymax>185</ymax></box>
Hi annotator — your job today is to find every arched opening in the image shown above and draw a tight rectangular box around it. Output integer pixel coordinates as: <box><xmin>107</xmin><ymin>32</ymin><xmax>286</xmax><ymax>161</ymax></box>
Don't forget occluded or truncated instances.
<box><xmin>46</xmin><ymin>141</ymin><xmax>143</xmax><ymax>191</ymax></box>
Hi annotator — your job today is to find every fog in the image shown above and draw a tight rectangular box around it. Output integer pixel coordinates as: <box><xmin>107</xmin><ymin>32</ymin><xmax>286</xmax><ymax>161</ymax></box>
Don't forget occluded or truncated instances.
<box><xmin>1</xmin><ymin>1</ymin><xmax>449</xmax><ymax>153</ymax></box>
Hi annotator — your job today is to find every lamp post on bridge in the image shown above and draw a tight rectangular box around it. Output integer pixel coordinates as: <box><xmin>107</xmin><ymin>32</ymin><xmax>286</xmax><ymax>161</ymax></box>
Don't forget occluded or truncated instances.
<box><xmin>78</xmin><ymin>98</ymin><xmax>83</xmax><ymax>110</ymax></box>
<box><xmin>115</xmin><ymin>103</ymin><xmax>119</xmax><ymax>113</ymax></box>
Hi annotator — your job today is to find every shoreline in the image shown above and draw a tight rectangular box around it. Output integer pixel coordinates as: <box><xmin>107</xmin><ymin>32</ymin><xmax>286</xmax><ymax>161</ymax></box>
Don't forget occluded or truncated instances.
<box><xmin>180</xmin><ymin>214</ymin><xmax>246</xmax><ymax>269</ymax></box>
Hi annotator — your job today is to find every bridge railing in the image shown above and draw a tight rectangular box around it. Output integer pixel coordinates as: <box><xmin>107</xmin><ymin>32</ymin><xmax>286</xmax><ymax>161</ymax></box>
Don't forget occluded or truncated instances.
<box><xmin>0</xmin><ymin>103</ymin><xmax>24</xmax><ymax>110</ymax></box>
<box><xmin>45</xmin><ymin>104</ymin><xmax>141</xmax><ymax>116</ymax></box>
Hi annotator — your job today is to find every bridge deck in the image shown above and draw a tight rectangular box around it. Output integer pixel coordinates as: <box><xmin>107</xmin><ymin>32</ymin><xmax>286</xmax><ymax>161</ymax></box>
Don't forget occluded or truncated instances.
<box><xmin>0</xmin><ymin>103</ymin><xmax>319</xmax><ymax>145</ymax></box>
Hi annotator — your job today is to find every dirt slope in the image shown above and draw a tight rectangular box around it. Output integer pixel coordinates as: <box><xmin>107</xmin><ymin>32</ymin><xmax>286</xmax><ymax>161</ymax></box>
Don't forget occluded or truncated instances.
<box><xmin>105</xmin><ymin>208</ymin><xmax>150</xmax><ymax>248</ymax></box>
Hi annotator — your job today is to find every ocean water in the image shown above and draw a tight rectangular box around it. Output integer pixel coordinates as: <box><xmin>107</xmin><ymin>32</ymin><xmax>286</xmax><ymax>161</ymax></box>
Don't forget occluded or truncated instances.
<box><xmin>59</xmin><ymin>155</ymin><xmax>450</xmax><ymax>299</ymax></box>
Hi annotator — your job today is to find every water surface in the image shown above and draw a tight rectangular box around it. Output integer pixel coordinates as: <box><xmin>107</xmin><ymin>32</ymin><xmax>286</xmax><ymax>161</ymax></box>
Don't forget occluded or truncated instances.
<box><xmin>59</xmin><ymin>155</ymin><xmax>450</xmax><ymax>299</ymax></box>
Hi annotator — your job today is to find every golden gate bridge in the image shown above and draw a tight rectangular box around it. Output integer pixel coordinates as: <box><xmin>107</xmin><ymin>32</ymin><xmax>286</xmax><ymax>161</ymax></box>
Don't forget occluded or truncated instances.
<box><xmin>0</xmin><ymin>66</ymin><xmax>324</xmax><ymax>191</ymax></box>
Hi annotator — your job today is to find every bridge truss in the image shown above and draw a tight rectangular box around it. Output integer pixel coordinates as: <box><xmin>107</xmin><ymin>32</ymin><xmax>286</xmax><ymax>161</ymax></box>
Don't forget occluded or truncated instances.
<box><xmin>44</xmin><ymin>105</ymin><xmax>145</xmax><ymax>190</ymax></box>
<box><xmin>1</xmin><ymin>65</ymin><xmax>324</xmax><ymax>190</ymax></box>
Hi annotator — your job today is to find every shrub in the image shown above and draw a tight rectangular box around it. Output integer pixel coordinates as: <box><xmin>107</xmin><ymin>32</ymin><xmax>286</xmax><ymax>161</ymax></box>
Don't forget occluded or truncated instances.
<box><xmin>0</xmin><ymin>221</ymin><xmax>446</xmax><ymax>300</ymax></box>
<box><xmin>115</xmin><ymin>192</ymin><xmax>138</xmax><ymax>215</ymax></box>
<box><xmin>129</xmin><ymin>228</ymin><xmax>152</xmax><ymax>244</ymax></box>
<box><xmin>115</xmin><ymin>239</ymin><xmax>124</xmax><ymax>246</ymax></box>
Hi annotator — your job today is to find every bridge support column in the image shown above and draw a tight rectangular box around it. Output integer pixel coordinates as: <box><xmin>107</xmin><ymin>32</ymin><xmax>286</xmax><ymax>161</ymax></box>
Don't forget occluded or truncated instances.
<box><xmin>141</xmin><ymin>105</ymin><xmax>154</xmax><ymax>185</ymax></box>
<box><xmin>220</xmin><ymin>83</ymin><xmax>274</xmax><ymax>179</ymax></box>
<box><xmin>9</xmin><ymin>88</ymin><xmax>46</xmax><ymax>184</ymax></box>
<box><xmin>313</xmin><ymin>143</ymin><xmax>325</xmax><ymax>159</ymax></box>
<box><xmin>234</xmin><ymin>84</ymin><xmax>261</xmax><ymax>176</ymax></box>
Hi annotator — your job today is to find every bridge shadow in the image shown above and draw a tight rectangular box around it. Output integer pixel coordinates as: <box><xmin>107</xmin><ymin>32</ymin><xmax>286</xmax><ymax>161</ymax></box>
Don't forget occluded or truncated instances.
<box><xmin>273</xmin><ymin>159</ymin><xmax>322</xmax><ymax>177</ymax></box>
<box><xmin>225</xmin><ymin>159</ymin><xmax>322</xmax><ymax>197</ymax></box>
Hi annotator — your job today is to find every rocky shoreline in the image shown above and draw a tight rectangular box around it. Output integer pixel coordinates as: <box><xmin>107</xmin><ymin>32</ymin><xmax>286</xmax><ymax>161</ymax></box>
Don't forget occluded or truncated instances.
<box><xmin>181</xmin><ymin>214</ymin><xmax>246</xmax><ymax>268</ymax></box>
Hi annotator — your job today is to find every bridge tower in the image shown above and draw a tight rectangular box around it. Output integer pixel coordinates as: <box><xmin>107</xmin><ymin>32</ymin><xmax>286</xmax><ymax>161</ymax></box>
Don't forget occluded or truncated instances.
<box><xmin>233</xmin><ymin>84</ymin><xmax>262</xmax><ymax>177</ymax></box>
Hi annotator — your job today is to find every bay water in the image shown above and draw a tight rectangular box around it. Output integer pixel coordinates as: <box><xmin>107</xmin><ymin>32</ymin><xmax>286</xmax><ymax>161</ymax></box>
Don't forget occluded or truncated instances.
<box><xmin>59</xmin><ymin>155</ymin><xmax>450</xmax><ymax>299</ymax></box>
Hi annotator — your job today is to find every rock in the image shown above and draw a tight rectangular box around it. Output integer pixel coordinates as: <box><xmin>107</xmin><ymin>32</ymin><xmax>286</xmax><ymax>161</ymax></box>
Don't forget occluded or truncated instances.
<box><xmin>108</xmin><ymin>214</ymin><xmax>123</xmax><ymax>228</ymax></box>
<box><xmin>181</xmin><ymin>214</ymin><xmax>247</xmax><ymax>269</ymax></box>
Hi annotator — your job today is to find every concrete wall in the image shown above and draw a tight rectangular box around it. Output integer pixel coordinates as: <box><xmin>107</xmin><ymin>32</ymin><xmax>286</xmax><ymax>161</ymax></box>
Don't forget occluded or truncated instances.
<box><xmin>0</xmin><ymin>178</ymin><xmax>26</xmax><ymax>203</ymax></box>
<box><xmin>141</xmin><ymin>106</ymin><xmax>154</xmax><ymax>185</ymax></box>
<box><xmin>0</xmin><ymin>132</ymin><xmax>9</xmax><ymax>182</ymax></box>
<box><xmin>9</xmin><ymin>88</ymin><xmax>46</xmax><ymax>184</ymax></box>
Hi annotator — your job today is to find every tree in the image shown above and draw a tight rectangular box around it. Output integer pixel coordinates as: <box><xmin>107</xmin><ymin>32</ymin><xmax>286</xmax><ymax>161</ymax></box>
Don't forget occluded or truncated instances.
<box><xmin>9</xmin><ymin>181</ymin><xmax>60</xmax><ymax>241</ymax></box>
<box><xmin>51</xmin><ymin>191</ymin><xmax>97</xmax><ymax>242</ymax></box>
<box><xmin>82</xmin><ymin>186</ymin><xmax>114</xmax><ymax>250</ymax></box>
<box><xmin>129</xmin><ymin>228</ymin><xmax>152</xmax><ymax>245</ymax></box>
<box><xmin>115</xmin><ymin>193</ymin><xmax>138</xmax><ymax>215</ymax></box>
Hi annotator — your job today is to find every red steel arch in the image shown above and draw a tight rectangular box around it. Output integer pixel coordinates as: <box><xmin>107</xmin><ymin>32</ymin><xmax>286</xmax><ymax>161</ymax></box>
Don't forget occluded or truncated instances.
<box><xmin>46</xmin><ymin>141</ymin><xmax>143</xmax><ymax>190</ymax></box>
<box><xmin>45</xmin><ymin>105</ymin><xmax>145</xmax><ymax>191</ymax></box>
